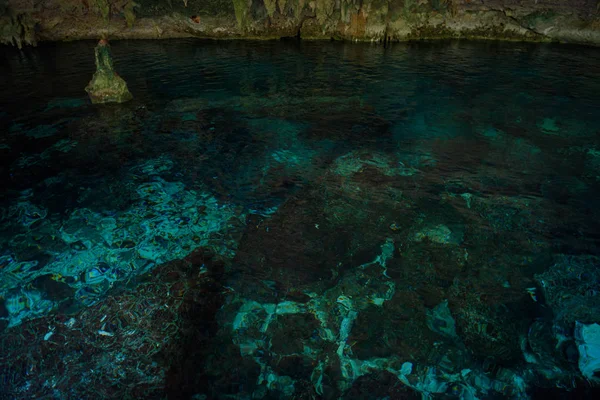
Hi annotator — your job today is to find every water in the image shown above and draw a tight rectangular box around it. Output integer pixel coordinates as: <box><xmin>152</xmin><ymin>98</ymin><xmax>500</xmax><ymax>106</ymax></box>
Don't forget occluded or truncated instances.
<box><xmin>1</xmin><ymin>39</ymin><xmax>600</xmax><ymax>398</ymax></box>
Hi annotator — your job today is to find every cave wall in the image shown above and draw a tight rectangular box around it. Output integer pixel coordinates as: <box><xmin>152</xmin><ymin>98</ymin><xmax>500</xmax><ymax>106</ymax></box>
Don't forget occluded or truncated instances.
<box><xmin>2</xmin><ymin>0</ymin><xmax>600</xmax><ymax>45</ymax></box>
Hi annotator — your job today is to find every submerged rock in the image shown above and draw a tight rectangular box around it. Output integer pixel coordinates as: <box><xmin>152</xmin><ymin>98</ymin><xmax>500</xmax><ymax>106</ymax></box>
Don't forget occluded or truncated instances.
<box><xmin>414</xmin><ymin>224</ymin><xmax>463</xmax><ymax>245</ymax></box>
<box><xmin>575</xmin><ymin>322</ymin><xmax>600</xmax><ymax>381</ymax></box>
<box><xmin>427</xmin><ymin>300</ymin><xmax>458</xmax><ymax>339</ymax></box>
<box><xmin>85</xmin><ymin>39</ymin><xmax>132</xmax><ymax>104</ymax></box>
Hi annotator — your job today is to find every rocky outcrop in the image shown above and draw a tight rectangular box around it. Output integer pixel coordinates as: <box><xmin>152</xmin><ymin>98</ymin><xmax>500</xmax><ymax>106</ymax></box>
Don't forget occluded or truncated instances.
<box><xmin>0</xmin><ymin>0</ymin><xmax>36</xmax><ymax>48</ymax></box>
<box><xmin>85</xmin><ymin>39</ymin><xmax>133</xmax><ymax>104</ymax></box>
<box><xmin>2</xmin><ymin>0</ymin><xmax>600</xmax><ymax>45</ymax></box>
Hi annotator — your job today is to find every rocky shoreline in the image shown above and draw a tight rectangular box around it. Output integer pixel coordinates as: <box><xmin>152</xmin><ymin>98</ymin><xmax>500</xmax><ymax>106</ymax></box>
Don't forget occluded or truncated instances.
<box><xmin>2</xmin><ymin>0</ymin><xmax>600</xmax><ymax>47</ymax></box>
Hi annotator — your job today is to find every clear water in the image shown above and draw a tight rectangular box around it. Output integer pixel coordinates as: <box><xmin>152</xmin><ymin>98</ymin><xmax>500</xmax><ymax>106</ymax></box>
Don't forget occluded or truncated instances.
<box><xmin>1</xmin><ymin>39</ymin><xmax>600</xmax><ymax>399</ymax></box>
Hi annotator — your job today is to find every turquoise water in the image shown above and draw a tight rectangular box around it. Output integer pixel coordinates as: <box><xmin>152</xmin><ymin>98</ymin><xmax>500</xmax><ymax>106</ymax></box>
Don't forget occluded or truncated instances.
<box><xmin>1</xmin><ymin>39</ymin><xmax>600</xmax><ymax>398</ymax></box>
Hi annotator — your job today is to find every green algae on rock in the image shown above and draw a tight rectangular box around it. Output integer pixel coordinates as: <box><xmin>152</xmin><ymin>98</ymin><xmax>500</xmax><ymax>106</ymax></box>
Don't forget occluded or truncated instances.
<box><xmin>85</xmin><ymin>39</ymin><xmax>133</xmax><ymax>104</ymax></box>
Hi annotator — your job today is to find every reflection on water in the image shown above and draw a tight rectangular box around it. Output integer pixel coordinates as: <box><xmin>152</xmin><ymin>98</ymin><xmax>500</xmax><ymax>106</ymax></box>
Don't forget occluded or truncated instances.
<box><xmin>1</xmin><ymin>39</ymin><xmax>600</xmax><ymax>398</ymax></box>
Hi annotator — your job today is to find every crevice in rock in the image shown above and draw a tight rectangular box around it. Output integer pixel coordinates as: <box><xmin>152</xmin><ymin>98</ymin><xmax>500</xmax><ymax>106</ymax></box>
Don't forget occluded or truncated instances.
<box><xmin>383</xmin><ymin>23</ymin><xmax>391</xmax><ymax>48</ymax></box>
<box><xmin>489</xmin><ymin>8</ymin><xmax>549</xmax><ymax>39</ymax></box>
<box><xmin>281</xmin><ymin>11</ymin><xmax>316</xmax><ymax>41</ymax></box>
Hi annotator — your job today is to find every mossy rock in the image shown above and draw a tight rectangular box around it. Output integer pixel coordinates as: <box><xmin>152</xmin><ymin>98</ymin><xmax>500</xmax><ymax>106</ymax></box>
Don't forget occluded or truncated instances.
<box><xmin>85</xmin><ymin>40</ymin><xmax>133</xmax><ymax>104</ymax></box>
<box><xmin>86</xmin><ymin>72</ymin><xmax>133</xmax><ymax>104</ymax></box>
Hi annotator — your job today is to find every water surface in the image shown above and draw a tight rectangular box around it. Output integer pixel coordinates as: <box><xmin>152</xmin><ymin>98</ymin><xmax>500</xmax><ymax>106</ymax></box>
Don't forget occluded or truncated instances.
<box><xmin>1</xmin><ymin>39</ymin><xmax>600</xmax><ymax>399</ymax></box>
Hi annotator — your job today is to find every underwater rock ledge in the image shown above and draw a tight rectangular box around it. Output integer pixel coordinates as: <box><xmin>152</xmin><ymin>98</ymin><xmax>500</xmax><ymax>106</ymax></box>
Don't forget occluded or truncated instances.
<box><xmin>1</xmin><ymin>0</ymin><xmax>600</xmax><ymax>46</ymax></box>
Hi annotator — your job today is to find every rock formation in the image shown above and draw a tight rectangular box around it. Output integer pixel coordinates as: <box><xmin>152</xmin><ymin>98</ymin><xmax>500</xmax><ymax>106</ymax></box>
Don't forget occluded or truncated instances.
<box><xmin>1</xmin><ymin>0</ymin><xmax>600</xmax><ymax>46</ymax></box>
<box><xmin>0</xmin><ymin>0</ymin><xmax>36</xmax><ymax>48</ymax></box>
<box><xmin>85</xmin><ymin>39</ymin><xmax>133</xmax><ymax>104</ymax></box>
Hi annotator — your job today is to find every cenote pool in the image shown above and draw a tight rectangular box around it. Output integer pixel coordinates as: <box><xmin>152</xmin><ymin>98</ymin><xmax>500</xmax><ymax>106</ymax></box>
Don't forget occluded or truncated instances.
<box><xmin>1</xmin><ymin>39</ymin><xmax>600</xmax><ymax>399</ymax></box>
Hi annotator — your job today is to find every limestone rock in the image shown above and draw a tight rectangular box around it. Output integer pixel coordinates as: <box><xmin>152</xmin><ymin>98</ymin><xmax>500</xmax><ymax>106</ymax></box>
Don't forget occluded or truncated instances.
<box><xmin>85</xmin><ymin>39</ymin><xmax>133</xmax><ymax>104</ymax></box>
<box><xmin>3</xmin><ymin>0</ymin><xmax>598</xmax><ymax>45</ymax></box>
<box><xmin>575</xmin><ymin>322</ymin><xmax>600</xmax><ymax>381</ymax></box>
<box><xmin>0</xmin><ymin>3</ymin><xmax>37</xmax><ymax>49</ymax></box>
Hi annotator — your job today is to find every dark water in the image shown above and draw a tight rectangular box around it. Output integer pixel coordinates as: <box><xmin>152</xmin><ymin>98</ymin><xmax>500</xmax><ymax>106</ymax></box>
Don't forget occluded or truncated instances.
<box><xmin>1</xmin><ymin>39</ymin><xmax>600</xmax><ymax>399</ymax></box>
